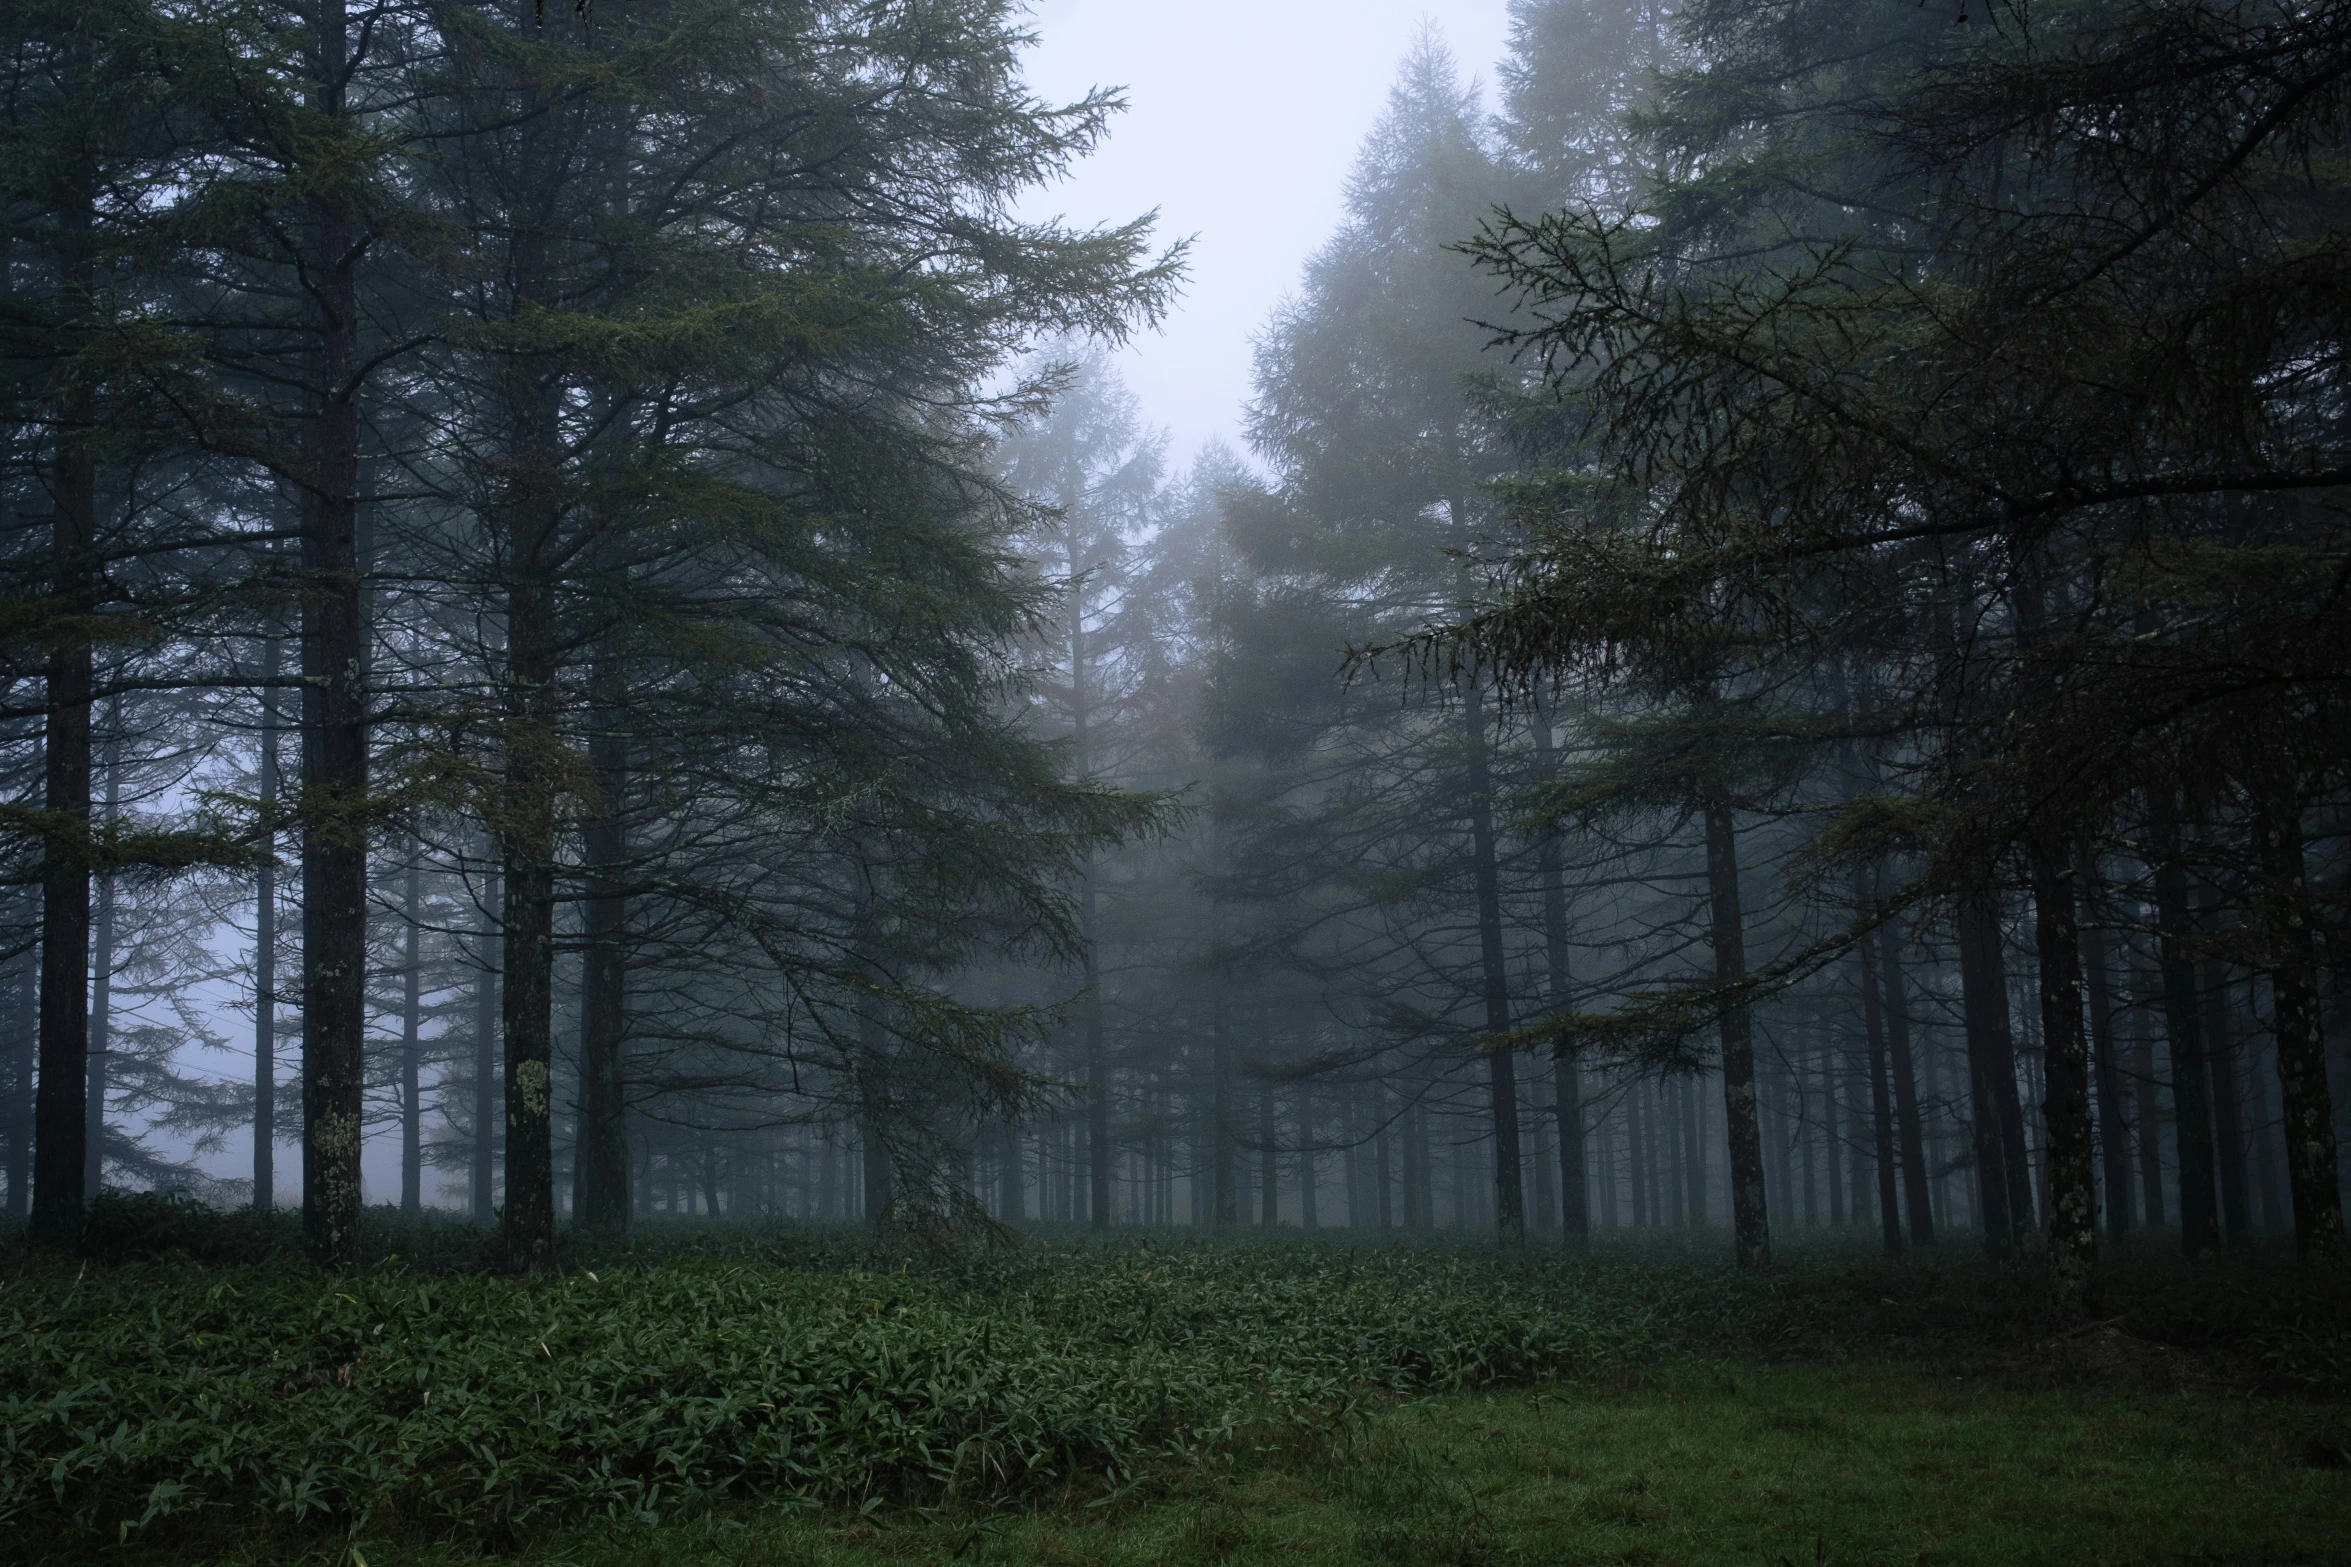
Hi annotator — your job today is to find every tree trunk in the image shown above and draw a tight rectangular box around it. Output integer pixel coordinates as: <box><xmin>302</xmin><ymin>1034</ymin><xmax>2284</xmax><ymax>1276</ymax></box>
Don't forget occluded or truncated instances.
<box><xmin>471</xmin><ymin>866</ymin><xmax>499</xmax><ymax>1222</ymax></box>
<box><xmin>499</xmin><ymin>566</ymin><xmax>558</xmax><ymax>1270</ymax></box>
<box><xmin>1957</xmin><ymin>891</ymin><xmax>2029</xmax><ymax>1257</ymax></box>
<box><xmin>2078</xmin><ymin>852</ymin><xmax>2131</xmax><ymax>1242</ymax></box>
<box><xmin>254</xmin><ymin>637</ymin><xmax>281</xmax><ymax>1210</ymax></box>
<box><xmin>1703</xmin><ymin>794</ymin><xmax>1770</xmax><ymax>1267</ymax></box>
<box><xmin>1532</xmin><ymin>700</ymin><xmax>1588</xmax><ymax>1248</ymax></box>
<box><xmin>1257</xmin><ymin>1071</ymin><xmax>1277</xmax><ymax>1225</ymax></box>
<box><xmin>859</xmin><ymin>1025</ymin><xmax>894</xmax><ymax>1233</ymax></box>
<box><xmin>1211</xmin><ymin>988</ymin><xmax>1237</xmax><ymax>1225</ymax></box>
<box><xmin>1296</xmin><ymin>1081</ymin><xmax>1317</xmax><ymax>1230</ymax></box>
<box><xmin>2133</xmin><ymin>1054</ymin><xmax>2168</xmax><ymax>1237</ymax></box>
<box><xmin>83</xmin><ymin>716</ymin><xmax>119</xmax><ymax>1199</ymax></box>
<box><xmin>2251</xmin><ymin>783</ymin><xmax>2346</xmax><ymax>1265</ymax></box>
<box><xmin>1874</xmin><ymin>897</ymin><xmax>1936</xmax><ymax>1245</ymax></box>
<box><xmin>1856</xmin><ymin>875</ymin><xmax>1903</xmax><ymax>1255</ymax></box>
<box><xmin>2029</xmin><ymin>834</ymin><xmax>2098</xmax><ymax>1322</ymax></box>
<box><xmin>575</xmin><ymin>642</ymin><xmax>629</xmax><ymax>1235</ymax></box>
<box><xmin>2150</xmin><ymin>790</ymin><xmax>2220</xmax><ymax>1256</ymax></box>
<box><xmin>30</xmin><ymin>177</ymin><xmax>96</xmax><ymax>1252</ymax></box>
<box><xmin>6</xmin><ymin>958</ymin><xmax>33</xmax><ymax>1217</ymax></box>
<box><xmin>1463</xmin><ymin>676</ymin><xmax>1525</xmax><ymax>1246</ymax></box>
<box><xmin>399</xmin><ymin>842</ymin><xmax>422</xmax><ymax>1215</ymax></box>
<box><xmin>297</xmin><ymin>0</ymin><xmax>370</xmax><ymax>1268</ymax></box>
<box><xmin>2196</xmin><ymin>883</ymin><xmax>2251</xmax><ymax>1246</ymax></box>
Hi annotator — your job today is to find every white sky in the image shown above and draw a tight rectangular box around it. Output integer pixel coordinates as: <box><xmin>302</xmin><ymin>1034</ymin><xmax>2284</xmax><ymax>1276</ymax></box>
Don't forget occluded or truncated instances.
<box><xmin>1014</xmin><ymin>1</ymin><xmax>1516</xmax><ymax>469</ymax></box>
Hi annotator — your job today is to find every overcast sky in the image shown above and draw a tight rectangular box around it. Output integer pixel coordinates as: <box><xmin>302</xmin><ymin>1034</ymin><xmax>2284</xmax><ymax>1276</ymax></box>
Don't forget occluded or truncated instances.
<box><xmin>1014</xmin><ymin>1</ymin><xmax>1516</xmax><ymax>471</ymax></box>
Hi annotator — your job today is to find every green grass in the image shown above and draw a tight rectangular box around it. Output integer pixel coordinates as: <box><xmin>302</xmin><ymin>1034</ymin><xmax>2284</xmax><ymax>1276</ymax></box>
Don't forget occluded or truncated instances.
<box><xmin>6</xmin><ymin>1200</ymin><xmax>2349</xmax><ymax>1564</ymax></box>
<box><xmin>96</xmin><ymin>1365</ymin><xmax>2351</xmax><ymax>1566</ymax></box>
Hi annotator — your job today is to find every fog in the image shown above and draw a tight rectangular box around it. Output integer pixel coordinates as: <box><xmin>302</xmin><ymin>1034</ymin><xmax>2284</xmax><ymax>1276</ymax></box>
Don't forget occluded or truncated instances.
<box><xmin>1015</xmin><ymin>2</ymin><xmax>1514</xmax><ymax>462</ymax></box>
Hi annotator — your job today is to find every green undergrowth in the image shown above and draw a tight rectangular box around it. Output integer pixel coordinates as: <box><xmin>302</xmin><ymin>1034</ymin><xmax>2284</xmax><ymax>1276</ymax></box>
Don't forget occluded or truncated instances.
<box><xmin>4</xmin><ymin>1201</ymin><xmax>2347</xmax><ymax>1561</ymax></box>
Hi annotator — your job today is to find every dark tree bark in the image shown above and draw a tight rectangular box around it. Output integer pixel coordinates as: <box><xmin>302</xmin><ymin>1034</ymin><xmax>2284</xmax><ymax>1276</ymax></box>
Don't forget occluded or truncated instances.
<box><xmin>1211</xmin><ymin>989</ymin><xmax>1237</xmax><ymax>1225</ymax></box>
<box><xmin>2150</xmin><ymin>789</ymin><xmax>2221</xmax><ymax>1255</ymax></box>
<box><xmin>470</xmin><ymin>867</ymin><xmax>499</xmax><ymax>1223</ymax></box>
<box><xmin>82</xmin><ymin>717</ymin><xmax>117</xmax><ymax>1198</ymax></box>
<box><xmin>1532</xmin><ymin>699</ymin><xmax>1588</xmax><ymax>1247</ymax></box>
<box><xmin>2196</xmin><ymin>883</ymin><xmax>2251</xmax><ymax>1245</ymax></box>
<box><xmin>1874</xmin><ymin>901</ymin><xmax>1936</xmax><ymax>1246</ymax></box>
<box><xmin>398</xmin><ymin>841</ymin><xmax>422</xmax><ymax>1216</ymax></box>
<box><xmin>294</xmin><ymin>0</ymin><xmax>372</xmax><ymax>1269</ymax></box>
<box><xmin>1463</xmin><ymin>676</ymin><xmax>1525</xmax><ymax>1246</ymax></box>
<box><xmin>2078</xmin><ymin>853</ymin><xmax>2132</xmax><ymax>1242</ymax></box>
<box><xmin>1296</xmin><ymin>1082</ymin><xmax>1317</xmax><ymax>1230</ymax></box>
<box><xmin>574</xmin><ymin>642</ymin><xmax>629</xmax><ymax>1235</ymax></box>
<box><xmin>2133</xmin><ymin>1008</ymin><xmax>2168</xmax><ymax>1231</ymax></box>
<box><xmin>859</xmin><ymin>1018</ymin><xmax>894</xmax><ymax>1233</ymax></box>
<box><xmin>1081</xmin><ymin>862</ymin><xmax>1111</xmax><ymax>1230</ymax></box>
<box><xmin>30</xmin><ymin>168</ymin><xmax>95</xmax><ymax>1252</ymax></box>
<box><xmin>1257</xmin><ymin>1069</ymin><xmax>1278</xmax><ymax>1225</ymax></box>
<box><xmin>1703</xmin><ymin>794</ymin><xmax>1770</xmax><ymax>1267</ymax></box>
<box><xmin>1856</xmin><ymin>875</ymin><xmax>1903</xmax><ymax>1256</ymax></box>
<box><xmin>1957</xmin><ymin>891</ymin><xmax>2031</xmax><ymax>1257</ymax></box>
<box><xmin>253</xmin><ymin>636</ymin><xmax>281</xmax><ymax>1211</ymax></box>
<box><xmin>2251</xmin><ymin>782</ymin><xmax>2346</xmax><ymax>1265</ymax></box>
<box><xmin>1374</xmin><ymin>1082</ymin><xmax>1395</xmax><ymax>1229</ymax></box>
<box><xmin>2029</xmin><ymin>835</ymin><xmax>2098</xmax><ymax>1321</ymax></box>
<box><xmin>6</xmin><ymin>956</ymin><xmax>32</xmax><ymax>1216</ymax></box>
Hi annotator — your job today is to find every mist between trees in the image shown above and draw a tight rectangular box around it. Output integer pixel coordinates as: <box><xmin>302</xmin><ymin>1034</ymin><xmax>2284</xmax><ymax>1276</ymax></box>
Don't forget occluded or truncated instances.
<box><xmin>3</xmin><ymin>0</ymin><xmax>2348</xmax><ymax>1323</ymax></box>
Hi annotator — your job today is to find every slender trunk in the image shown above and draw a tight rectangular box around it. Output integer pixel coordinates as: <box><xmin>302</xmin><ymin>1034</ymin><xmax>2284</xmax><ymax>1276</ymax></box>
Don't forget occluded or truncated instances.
<box><xmin>1375</xmin><ymin>1082</ymin><xmax>1394</xmax><ymax>1228</ymax></box>
<box><xmin>2196</xmin><ymin>883</ymin><xmax>2251</xmax><ymax>1246</ymax></box>
<box><xmin>1703</xmin><ymin>793</ymin><xmax>1770</xmax><ymax>1266</ymax></box>
<box><xmin>2150</xmin><ymin>790</ymin><xmax>2220</xmax><ymax>1256</ymax></box>
<box><xmin>499</xmin><ymin>574</ymin><xmax>558</xmax><ymax>1270</ymax></box>
<box><xmin>2029</xmin><ymin>833</ymin><xmax>2098</xmax><ymax>1321</ymax></box>
<box><xmin>860</xmin><ymin>1009</ymin><xmax>894</xmax><ymax>1232</ymax></box>
<box><xmin>1532</xmin><ymin>703</ymin><xmax>1587</xmax><ymax>1248</ymax></box>
<box><xmin>1874</xmin><ymin>896</ymin><xmax>1936</xmax><ymax>1245</ymax></box>
<box><xmin>2079</xmin><ymin>853</ymin><xmax>2131</xmax><ymax>1242</ymax></box>
<box><xmin>1296</xmin><ymin>1081</ymin><xmax>1316</xmax><ymax>1230</ymax></box>
<box><xmin>1082</xmin><ymin>866</ymin><xmax>1110</xmax><ymax>1228</ymax></box>
<box><xmin>471</xmin><ymin>869</ymin><xmax>499</xmax><ymax>1222</ymax></box>
<box><xmin>254</xmin><ymin>638</ymin><xmax>281</xmax><ymax>1210</ymax></box>
<box><xmin>575</xmin><ymin>642</ymin><xmax>629</xmax><ymax>1234</ymax></box>
<box><xmin>1258</xmin><ymin>1068</ymin><xmax>1277</xmax><ymax>1225</ymax></box>
<box><xmin>1063</xmin><ymin>527</ymin><xmax>1112</xmax><ymax>1230</ymax></box>
<box><xmin>2252</xmin><ymin>783</ymin><xmax>2346</xmax><ymax>1265</ymax></box>
<box><xmin>1402</xmin><ymin>1093</ymin><xmax>1428</xmax><ymax>1227</ymax></box>
<box><xmin>1856</xmin><ymin>874</ymin><xmax>1903</xmax><ymax>1255</ymax></box>
<box><xmin>6</xmin><ymin>957</ymin><xmax>33</xmax><ymax>1216</ymax></box>
<box><xmin>1464</xmin><ymin>676</ymin><xmax>1525</xmax><ymax>1246</ymax></box>
<box><xmin>1000</xmin><ymin>1123</ymin><xmax>1025</xmax><ymax>1222</ymax></box>
<box><xmin>30</xmin><ymin>178</ymin><xmax>96</xmax><ymax>1251</ymax></box>
<box><xmin>1627</xmin><ymin>1079</ymin><xmax>1650</xmax><ymax>1228</ymax></box>
<box><xmin>1211</xmin><ymin>988</ymin><xmax>1237</xmax><ymax>1224</ymax></box>
<box><xmin>2134</xmin><ymin>1009</ymin><xmax>2168</xmax><ymax>1230</ymax></box>
<box><xmin>1957</xmin><ymin>891</ymin><xmax>2026</xmax><ymax>1256</ymax></box>
<box><xmin>399</xmin><ymin>842</ymin><xmax>422</xmax><ymax>1215</ymax></box>
<box><xmin>83</xmin><ymin>716</ymin><xmax>118</xmax><ymax>1198</ymax></box>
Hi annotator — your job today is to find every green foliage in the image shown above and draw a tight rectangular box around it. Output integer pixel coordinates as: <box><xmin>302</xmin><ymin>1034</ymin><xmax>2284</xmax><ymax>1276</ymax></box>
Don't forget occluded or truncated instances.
<box><xmin>6</xmin><ymin>1224</ymin><xmax>2346</xmax><ymax>1554</ymax></box>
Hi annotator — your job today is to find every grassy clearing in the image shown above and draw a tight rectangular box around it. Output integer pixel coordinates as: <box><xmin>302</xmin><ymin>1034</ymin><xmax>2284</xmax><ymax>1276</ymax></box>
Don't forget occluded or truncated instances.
<box><xmin>81</xmin><ymin>1365</ymin><xmax>2351</xmax><ymax>1566</ymax></box>
<box><xmin>5</xmin><ymin>1200</ymin><xmax>2348</xmax><ymax>1564</ymax></box>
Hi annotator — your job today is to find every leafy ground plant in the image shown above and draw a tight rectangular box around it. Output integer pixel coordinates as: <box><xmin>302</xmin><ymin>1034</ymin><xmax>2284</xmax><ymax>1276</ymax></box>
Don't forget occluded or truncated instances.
<box><xmin>4</xmin><ymin>1214</ymin><xmax>2347</xmax><ymax>1561</ymax></box>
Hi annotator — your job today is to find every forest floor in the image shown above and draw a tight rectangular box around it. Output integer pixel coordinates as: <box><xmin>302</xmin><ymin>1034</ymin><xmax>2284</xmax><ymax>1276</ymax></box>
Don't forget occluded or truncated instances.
<box><xmin>390</xmin><ymin>1363</ymin><xmax>2350</xmax><ymax>1567</ymax></box>
<box><xmin>7</xmin><ymin>1203</ymin><xmax>2349</xmax><ymax>1566</ymax></box>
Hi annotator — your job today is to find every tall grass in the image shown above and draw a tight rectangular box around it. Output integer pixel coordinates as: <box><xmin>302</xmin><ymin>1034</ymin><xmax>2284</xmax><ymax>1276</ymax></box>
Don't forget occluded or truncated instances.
<box><xmin>3</xmin><ymin>1196</ymin><xmax>2343</xmax><ymax>1551</ymax></box>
